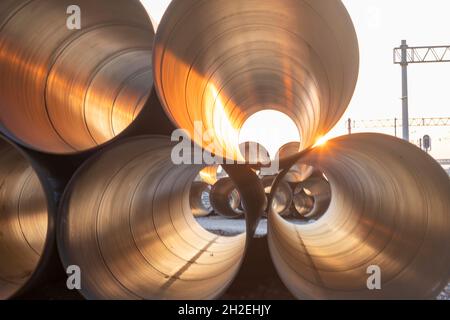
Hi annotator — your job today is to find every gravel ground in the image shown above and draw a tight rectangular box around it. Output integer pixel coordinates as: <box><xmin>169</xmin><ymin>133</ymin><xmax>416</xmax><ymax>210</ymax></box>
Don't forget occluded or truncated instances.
<box><xmin>195</xmin><ymin>215</ymin><xmax>312</xmax><ymax>237</ymax></box>
<box><xmin>437</xmin><ymin>284</ymin><xmax>450</xmax><ymax>300</ymax></box>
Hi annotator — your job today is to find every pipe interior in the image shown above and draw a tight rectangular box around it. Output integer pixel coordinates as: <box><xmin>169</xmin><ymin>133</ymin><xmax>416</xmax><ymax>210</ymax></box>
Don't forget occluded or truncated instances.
<box><xmin>0</xmin><ymin>0</ymin><xmax>154</xmax><ymax>154</ymax></box>
<box><xmin>293</xmin><ymin>174</ymin><xmax>331</xmax><ymax>219</ymax></box>
<box><xmin>262</xmin><ymin>176</ymin><xmax>292</xmax><ymax>217</ymax></box>
<box><xmin>293</xmin><ymin>191</ymin><xmax>315</xmax><ymax>217</ymax></box>
<box><xmin>154</xmin><ymin>0</ymin><xmax>359</xmax><ymax>161</ymax></box>
<box><xmin>58</xmin><ymin>136</ymin><xmax>246</xmax><ymax>299</ymax></box>
<box><xmin>277</xmin><ymin>142</ymin><xmax>314</xmax><ymax>183</ymax></box>
<box><xmin>190</xmin><ymin>181</ymin><xmax>212</xmax><ymax>218</ymax></box>
<box><xmin>210</xmin><ymin>177</ymin><xmax>244</xmax><ymax>219</ymax></box>
<box><xmin>269</xmin><ymin>133</ymin><xmax>450</xmax><ymax>299</ymax></box>
<box><xmin>0</xmin><ymin>138</ymin><xmax>48</xmax><ymax>299</ymax></box>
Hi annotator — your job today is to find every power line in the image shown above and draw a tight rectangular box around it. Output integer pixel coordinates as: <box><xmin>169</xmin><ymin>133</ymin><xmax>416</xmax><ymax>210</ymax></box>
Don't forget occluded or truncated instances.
<box><xmin>438</xmin><ymin>159</ymin><xmax>450</xmax><ymax>165</ymax></box>
<box><xmin>348</xmin><ymin>117</ymin><xmax>450</xmax><ymax>129</ymax></box>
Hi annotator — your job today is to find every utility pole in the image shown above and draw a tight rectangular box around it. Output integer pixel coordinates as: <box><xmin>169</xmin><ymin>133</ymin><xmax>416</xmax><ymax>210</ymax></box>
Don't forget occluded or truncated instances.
<box><xmin>400</xmin><ymin>40</ymin><xmax>409</xmax><ymax>141</ymax></box>
<box><xmin>394</xmin><ymin>41</ymin><xmax>450</xmax><ymax>142</ymax></box>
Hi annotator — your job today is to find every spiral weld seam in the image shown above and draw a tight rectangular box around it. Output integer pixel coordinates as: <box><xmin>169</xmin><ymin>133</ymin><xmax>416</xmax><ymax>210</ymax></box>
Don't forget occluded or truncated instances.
<box><xmin>0</xmin><ymin>0</ymin><xmax>448</xmax><ymax>301</ymax></box>
<box><xmin>0</xmin><ymin>135</ymin><xmax>56</xmax><ymax>299</ymax></box>
<box><xmin>57</xmin><ymin>136</ymin><xmax>259</xmax><ymax>300</ymax></box>
<box><xmin>0</xmin><ymin>0</ymin><xmax>156</xmax><ymax>154</ymax></box>
<box><xmin>268</xmin><ymin>133</ymin><xmax>450</xmax><ymax>299</ymax></box>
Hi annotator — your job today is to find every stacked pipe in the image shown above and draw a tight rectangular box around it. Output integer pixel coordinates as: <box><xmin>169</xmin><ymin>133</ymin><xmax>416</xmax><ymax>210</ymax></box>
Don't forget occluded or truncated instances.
<box><xmin>0</xmin><ymin>0</ymin><xmax>448</xmax><ymax>301</ymax></box>
<box><xmin>292</xmin><ymin>173</ymin><xmax>331</xmax><ymax>219</ymax></box>
<box><xmin>0</xmin><ymin>137</ymin><xmax>50</xmax><ymax>299</ymax></box>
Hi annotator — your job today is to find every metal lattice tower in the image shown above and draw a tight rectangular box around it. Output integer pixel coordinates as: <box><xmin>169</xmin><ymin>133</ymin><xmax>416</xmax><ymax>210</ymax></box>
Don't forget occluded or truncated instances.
<box><xmin>393</xmin><ymin>41</ymin><xmax>450</xmax><ymax>141</ymax></box>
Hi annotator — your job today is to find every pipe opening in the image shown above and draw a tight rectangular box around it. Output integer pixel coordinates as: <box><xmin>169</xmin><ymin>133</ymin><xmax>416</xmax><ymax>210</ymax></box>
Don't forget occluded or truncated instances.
<box><xmin>210</xmin><ymin>178</ymin><xmax>244</xmax><ymax>220</ymax></box>
<box><xmin>154</xmin><ymin>0</ymin><xmax>359</xmax><ymax>162</ymax></box>
<box><xmin>262</xmin><ymin>176</ymin><xmax>293</xmax><ymax>218</ymax></box>
<box><xmin>292</xmin><ymin>171</ymin><xmax>331</xmax><ymax>222</ymax></box>
<box><xmin>189</xmin><ymin>181</ymin><xmax>212</xmax><ymax>218</ymax></box>
<box><xmin>269</xmin><ymin>134</ymin><xmax>450</xmax><ymax>299</ymax></box>
<box><xmin>239</xmin><ymin>110</ymin><xmax>300</xmax><ymax>160</ymax></box>
<box><xmin>0</xmin><ymin>0</ymin><xmax>155</xmax><ymax>154</ymax></box>
<box><xmin>0</xmin><ymin>138</ymin><xmax>49</xmax><ymax>299</ymax></box>
<box><xmin>58</xmin><ymin>136</ymin><xmax>246</xmax><ymax>299</ymax></box>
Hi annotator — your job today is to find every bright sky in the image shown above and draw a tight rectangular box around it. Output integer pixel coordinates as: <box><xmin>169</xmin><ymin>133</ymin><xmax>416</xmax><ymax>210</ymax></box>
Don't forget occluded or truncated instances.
<box><xmin>140</xmin><ymin>0</ymin><xmax>450</xmax><ymax>161</ymax></box>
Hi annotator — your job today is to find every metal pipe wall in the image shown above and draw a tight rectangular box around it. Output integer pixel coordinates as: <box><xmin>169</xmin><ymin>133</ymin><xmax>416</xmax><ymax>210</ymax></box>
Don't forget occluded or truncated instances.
<box><xmin>293</xmin><ymin>175</ymin><xmax>331</xmax><ymax>219</ymax></box>
<box><xmin>269</xmin><ymin>133</ymin><xmax>450</xmax><ymax>299</ymax></box>
<box><xmin>0</xmin><ymin>0</ymin><xmax>449</xmax><ymax>301</ymax></box>
<box><xmin>0</xmin><ymin>0</ymin><xmax>155</xmax><ymax>154</ymax></box>
<box><xmin>210</xmin><ymin>178</ymin><xmax>244</xmax><ymax>219</ymax></box>
<box><xmin>190</xmin><ymin>181</ymin><xmax>213</xmax><ymax>218</ymax></box>
<box><xmin>262</xmin><ymin>176</ymin><xmax>293</xmax><ymax>217</ymax></box>
<box><xmin>153</xmin><ymin>0</ymin><xmax>359</xmax><ymax>161</ymax></box>
<box><xmin>0</xmin><ymin>137</ymin><xmax>50</xmax><ymax>299</ymax></box>
<box><xmin>58</xmin><ymin>136</ymin><xmax>247</xmax><ymax>300</ymax></box>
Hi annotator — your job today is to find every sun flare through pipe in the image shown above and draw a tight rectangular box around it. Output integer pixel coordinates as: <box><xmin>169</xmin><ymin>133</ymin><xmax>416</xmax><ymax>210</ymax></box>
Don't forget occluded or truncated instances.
<box><xmin>269</xmin><ymin>133</ymin><xmax>450</xmax><ymax>299</ymax></box>
<box><xmin>153</xmin><ymin>0</ymin><xmax>359</xmax><ymax>161</ymax></box>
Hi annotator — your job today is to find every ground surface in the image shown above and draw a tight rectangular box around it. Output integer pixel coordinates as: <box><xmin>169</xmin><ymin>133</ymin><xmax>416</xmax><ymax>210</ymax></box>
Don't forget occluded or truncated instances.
<box><xmin>19</xmin><ymin>215</ymin><xmax>449</xmax><ymax>300</ymax></box>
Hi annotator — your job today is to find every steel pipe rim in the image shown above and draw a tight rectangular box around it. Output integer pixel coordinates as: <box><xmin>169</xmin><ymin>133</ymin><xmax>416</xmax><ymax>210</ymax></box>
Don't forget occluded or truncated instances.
<box><xmin>57</xmin><ymin>136</ymin><xmax>249</xmax><ymax>300</ymax></box>
<box><xmin>153</xmin><ymin>0</ymin><xmax>359</xmax><ymax>162</ymax></box>
<box><xmin>262</xmin><ymin>176</ymin><xmax>293</xmax><ymax>217</ymax></box>
<box><xmin>268</xmin><ymin>133</ymin><xmax>450</xmax><ymax>299</ymax></box>
<box><xmin>293</xmin><ymin>175</ymin><xmax>331</xmax><ymax>219</ymax></box>
<box><xmin>277</xmin><ymin>142</ymin><xmax>314</xmax><ymax>183</ymax></box>
<box><xmin>0</xmin><ymin>0</ymin><xmax>155</xmax><ymax>154</ymax></box>
<box><xmin>190</xmin><ymin>181</ymin><xmax>213</xmax><ymax>218</ymax></box>
<box><xmin>210</xmin><ymin>178</ymin><xmax>244</xmax><ymax>219</ymax></box>
<box><xmin>0</xmin><ymin>135</ymin><xmax>54</xmax><ymax>299</ymax></box>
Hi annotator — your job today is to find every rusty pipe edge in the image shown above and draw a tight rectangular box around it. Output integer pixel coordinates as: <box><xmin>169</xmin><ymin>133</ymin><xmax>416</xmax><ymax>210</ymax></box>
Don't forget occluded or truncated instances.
<box><xmin>57</xmin><ymin>136</ymin><xmax>250</xmax><ymax>300</ymax></box>
<box><xmin>154</xmin><ymin>0</ymin><xmax>359</xmax><ymax>161</ymax></box>
<box><xmin>0</xmin><ymin>135</ymin><xmax>57</xmax><ymax>299</ymax></box>
<box><xmin>0</xmin><ymin>0</ymin><xmax>156</xmax><ymax>154</ymax></box>
<box><xmin>210</xmin><ymin>178</ymin><xmax>244</xmax><ymax>219</ymax></box>
<box><xmin>268</xmin><ymin>133</ymin><xmax>450</xmax><ymax>299</ymax></box>
<box><xmin>190</xmin><ymin>181</ymin><xmax>213</xmax><ymax>218</ymax></box>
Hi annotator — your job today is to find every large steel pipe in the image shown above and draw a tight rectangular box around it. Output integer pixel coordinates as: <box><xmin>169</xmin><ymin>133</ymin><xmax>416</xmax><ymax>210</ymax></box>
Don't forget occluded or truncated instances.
<box><xmin>269</xmin><ymin>133</ymin><xmax>450</xmax><ymax>299</ymax></box>
<box><xmin>0</xmin><ymin>0</ymin><xmax>155</xmax><ymax>154</ymax></box>
<box><xmin>153</xmin><ymin>0</ymin><xmax>359</xmax><ymax>161</ymax></box>
<box><xmin>198</xmin><ymin>166</ymin><xmax>219</xmax><ymax>186</ymax></box>
<box><xmin>293</xmin><ymin>175</ymin><xmax>331</xmax><ymax>219</ymax></box>
<box><xmin>189</xmin><ymin>181</ymin><xmax>213</xmax><ymax>218</ymax></box>
<box><xmin>292</xmin><ymin>191</ymin><xmax>315</xmax><ymax>217</ymax></box>
<box><xmin>0</xmin><ymin>137</ymin><xmax>52</xmax><ymax>299</ymax></box>
<box><xmin>210</xmin><ymin>178</ymin><xmax>244</xmax><ymax>219</ymax></box>
<box><xmin>277</xmin><ymin>142</ymin><xmax>314</xmax><ymax>183</ymax></box>
<box><xmin>262</xmin><ymin>176</ymin><xmax>293</xmax><ymax>217</ymax></box>
<box><xmin>58</xmin><ymin>136</ymin><xmax>250</xmax><ymax>300</ymax></box>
